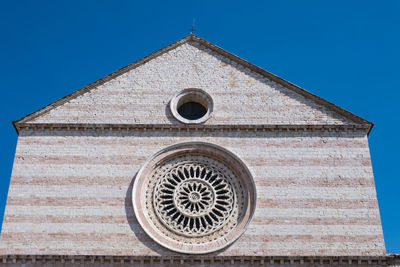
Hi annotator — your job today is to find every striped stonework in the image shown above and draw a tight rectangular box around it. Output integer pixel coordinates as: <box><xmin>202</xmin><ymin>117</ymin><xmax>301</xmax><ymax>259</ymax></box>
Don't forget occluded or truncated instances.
<box><xmin>0</xmin><ymin>129</ymin><xmax>385</xmax><ymax>256</ymax></box>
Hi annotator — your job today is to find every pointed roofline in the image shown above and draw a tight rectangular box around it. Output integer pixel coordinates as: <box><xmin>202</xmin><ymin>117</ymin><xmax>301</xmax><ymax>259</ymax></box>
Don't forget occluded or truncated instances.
<box><xmin>13</xmin><ymin>34</ymin><xmax>374</xmax><ymax>134</ymax></box>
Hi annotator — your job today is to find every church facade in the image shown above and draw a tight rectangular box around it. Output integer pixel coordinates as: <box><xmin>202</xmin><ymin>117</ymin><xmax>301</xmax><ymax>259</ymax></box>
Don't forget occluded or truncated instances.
<box><xmin>0</xmin><ymin>34</ymin><xmax>398</xmax><ymax>266</ymax></box>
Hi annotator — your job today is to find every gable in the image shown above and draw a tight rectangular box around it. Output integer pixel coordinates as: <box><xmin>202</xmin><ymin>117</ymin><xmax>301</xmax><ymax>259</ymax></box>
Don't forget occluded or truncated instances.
<box><xmin>15</xmin><ymin>35</ymin><xmax>371</xmax><ymax>129</ymax></box>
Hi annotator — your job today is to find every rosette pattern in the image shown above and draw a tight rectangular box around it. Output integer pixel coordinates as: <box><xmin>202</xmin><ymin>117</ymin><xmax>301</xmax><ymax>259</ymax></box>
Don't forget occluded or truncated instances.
<box><xmin>153</xmin><ymin>162</ymin><xmax>235</xmax><ymax>237</ymax></box>
<box><xmin>133</xmin><ymin>143</ymin><xmax>256</xmax><ymax>254</ymax></box>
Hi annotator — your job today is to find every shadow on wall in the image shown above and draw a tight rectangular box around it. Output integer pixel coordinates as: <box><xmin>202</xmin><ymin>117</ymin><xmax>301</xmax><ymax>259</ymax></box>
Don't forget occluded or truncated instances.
<box><xmin>165</xmin><ymin>99</ymin><xmax>179</xmax><ymax>125</ymax></box>
<box><xmin>124</xmin><ymin>174</ymin><xmax>170</xmax><ymax>255</ymax></box>
<box><xmin>124</xmin><ymin>173</ymin><xmax>234</xmax><ymax>256</ymax></box>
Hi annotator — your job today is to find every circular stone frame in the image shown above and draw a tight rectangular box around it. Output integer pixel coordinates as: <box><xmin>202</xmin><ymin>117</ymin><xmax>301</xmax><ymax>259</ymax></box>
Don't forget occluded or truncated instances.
<box><xmin>170</xmin><ymin>89</ymin><xmax>213</xmax><ymax>124</ymax></box>
<box><xmin>132</xmin><ymin>142</ymin><xmax>257</xmax><ymax>254</ymax></box>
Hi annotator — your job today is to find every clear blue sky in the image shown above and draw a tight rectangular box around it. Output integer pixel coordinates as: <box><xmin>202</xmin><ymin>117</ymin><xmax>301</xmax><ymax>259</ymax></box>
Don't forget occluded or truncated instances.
<box><xmin>0</xmin><ymin>0</ymin><xmax>399</xmax><ymax>253</ymax></box>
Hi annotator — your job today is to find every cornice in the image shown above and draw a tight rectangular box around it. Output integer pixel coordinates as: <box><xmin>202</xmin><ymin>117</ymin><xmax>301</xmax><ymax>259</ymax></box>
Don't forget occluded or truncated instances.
<box><xmin>12</xmin><ymin>123</ymin><xmax>371</xmax><ymax>135</ymax></box>
<box><xmin>0</xmin><ymin>255</ymin><xmax>397</xmax><ymax>265</ymax></box>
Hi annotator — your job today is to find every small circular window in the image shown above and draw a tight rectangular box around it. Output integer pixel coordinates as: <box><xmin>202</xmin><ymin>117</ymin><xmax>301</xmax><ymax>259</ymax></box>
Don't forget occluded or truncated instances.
<box><xmin>170</xmin><ymin>89</ymin><xmax>213</xmax><ymax>124</ymax></box>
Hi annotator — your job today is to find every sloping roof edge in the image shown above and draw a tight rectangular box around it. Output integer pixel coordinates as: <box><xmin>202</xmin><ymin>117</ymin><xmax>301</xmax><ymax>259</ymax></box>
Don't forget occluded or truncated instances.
<box><xmin>13</xmin><ymin>34</ymin><xmax>374</xmax><ymax>134</ymax></box>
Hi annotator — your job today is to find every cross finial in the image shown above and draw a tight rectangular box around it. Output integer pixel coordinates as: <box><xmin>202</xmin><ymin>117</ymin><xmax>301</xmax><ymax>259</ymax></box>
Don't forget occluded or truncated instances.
<box><xmin>190</xmin><ymin>18</ymin><xmax>195</xmax><ymax>34</ymax></box>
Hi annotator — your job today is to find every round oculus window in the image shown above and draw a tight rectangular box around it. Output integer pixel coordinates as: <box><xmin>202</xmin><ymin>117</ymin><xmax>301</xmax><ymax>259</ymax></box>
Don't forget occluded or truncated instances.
<box><xmin>170</xmin><ymin>89</ymin><xmax>213</xmax><ymax>124</ymax></box>
<box><xmin>177</xmin><ymin>102</ymin><xmax>207</xmax><ymax>120</ymax></box>
<box><xmin>132</xmin><ymin>142</ymin><xmax>256</xmax><ymax>254</ymax></box>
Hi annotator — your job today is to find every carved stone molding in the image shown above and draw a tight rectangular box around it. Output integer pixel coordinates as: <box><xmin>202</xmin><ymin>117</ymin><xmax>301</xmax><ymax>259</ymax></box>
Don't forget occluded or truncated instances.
<box><xmin>0</xmin><ymin>255</ymin><xmax>397</xmax><ymax>266</ymax></box>
<box><xmin>169</xmin><ymin>88</ymin><xmax>214</xmax><ymax>124</ymax></box>
<box><xmin>13</xmin><ymin>122</ymin><xmax>371</xmax><ymax>135</ymax></box>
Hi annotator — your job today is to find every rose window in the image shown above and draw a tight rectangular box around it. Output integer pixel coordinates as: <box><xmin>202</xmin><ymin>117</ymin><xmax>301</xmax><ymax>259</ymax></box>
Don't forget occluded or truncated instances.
<box><xmin>153</xmin><ymin>162</ymin><xmax>236</xmax><ymax>237</ymax></box>
<box><xmin>132</xmin><ymin>142</ymin><xmax>256</xmax><ymax>254</ymax></box>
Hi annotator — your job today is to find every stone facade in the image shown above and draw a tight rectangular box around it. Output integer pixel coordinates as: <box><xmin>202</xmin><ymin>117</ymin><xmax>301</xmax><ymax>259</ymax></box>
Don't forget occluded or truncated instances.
<box><xmin>0</xmin><ymin>129</ymin><xmax>384</xmax><ymax>256</ymax></box>
<box><xmin>0</xmin><ymin>34</ymin><xmax>395</xmax><ymax>265</ymax></box>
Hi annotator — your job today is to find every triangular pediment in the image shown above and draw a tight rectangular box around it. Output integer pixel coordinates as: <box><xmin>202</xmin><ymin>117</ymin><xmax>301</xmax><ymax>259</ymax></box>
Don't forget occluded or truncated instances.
<box><xmin>14</xmin><ymin>34</ymin><xmax>372</xmax><ymax>132</ymax></box>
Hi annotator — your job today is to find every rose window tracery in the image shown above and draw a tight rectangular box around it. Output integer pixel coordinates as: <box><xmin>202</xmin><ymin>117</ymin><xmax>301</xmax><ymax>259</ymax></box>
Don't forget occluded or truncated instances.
<box><xmin>132</xmin><ymin>142</ymin><xmax>256</xmax><ymax>254</ymax></box>
<box><xmin>153</xmin><ymin>162</ymin><xmax>236</xmax><ymax>237</ymax></box>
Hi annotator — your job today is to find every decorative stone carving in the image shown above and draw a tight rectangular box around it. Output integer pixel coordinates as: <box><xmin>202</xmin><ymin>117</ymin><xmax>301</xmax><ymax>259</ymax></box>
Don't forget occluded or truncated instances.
<box><xmin>152</xmin><ymin>155</ymin><xmax>242</xmax><ymax>238</ymax></box>
<box><xmin>132</xmin><ymin>142</ymin><xmax>256</xmax><ymax>254</ymax></box>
